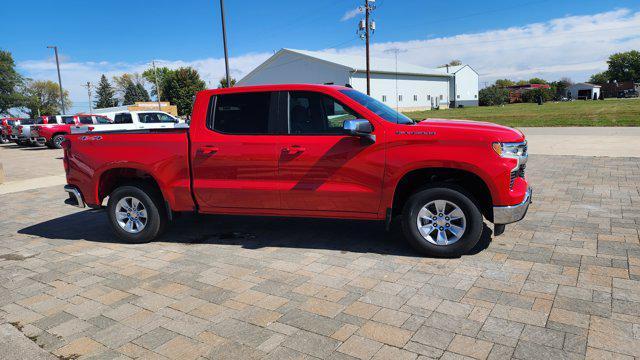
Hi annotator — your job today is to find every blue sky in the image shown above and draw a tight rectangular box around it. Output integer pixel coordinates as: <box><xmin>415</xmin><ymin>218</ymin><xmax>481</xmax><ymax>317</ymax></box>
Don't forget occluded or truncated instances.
<box><xmin>2</xmin><ymin>0</ymin><xmax>640</xmax><ymax>112</ymax></box>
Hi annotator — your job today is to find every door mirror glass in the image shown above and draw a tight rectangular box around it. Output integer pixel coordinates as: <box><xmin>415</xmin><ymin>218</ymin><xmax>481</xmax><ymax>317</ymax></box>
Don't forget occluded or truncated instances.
<box><xmin>343</xmin><ymin>119</ymin><xmax>372</xmax><ymax>135</ymax></box>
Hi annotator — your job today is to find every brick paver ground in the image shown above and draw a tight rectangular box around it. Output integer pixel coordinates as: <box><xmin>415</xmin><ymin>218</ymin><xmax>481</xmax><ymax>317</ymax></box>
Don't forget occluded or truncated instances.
<box><xmin>0</xmin><ymin>154</ymin><xmax>639</xmax><ymax>359</ymax></box>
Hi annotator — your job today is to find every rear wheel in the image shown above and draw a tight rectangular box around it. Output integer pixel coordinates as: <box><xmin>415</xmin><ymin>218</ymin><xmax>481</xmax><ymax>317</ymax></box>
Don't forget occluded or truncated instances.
<box><xmin>0</xmin><ymin>134</ymin><xmax>9</xmax><ymax>144</ymax></box>
<box><xmin>52</xmin><ymin>134</ymin><xmax>65</xmax><ymax>149</ymax></box>
<box><xmin>401</xmin><ymin>187</ymin><xmax>483</xmax><ymax>257</ymax></box>
<box><xmin>107</xmin><ymin>184</ymin><xmax>167</xmax><ymax>243</ymax></box>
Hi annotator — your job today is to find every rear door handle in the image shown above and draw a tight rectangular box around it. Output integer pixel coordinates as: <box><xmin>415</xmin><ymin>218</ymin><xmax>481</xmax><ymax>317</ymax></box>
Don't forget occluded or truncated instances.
<box><xmin>198</xmin><ymin>146</ymin><xmax>219</xmax><ymax>155</ymax></box>
<box><xmin>282</xmin><ymin>145</ymin><xmax>306</xmax><ymax>155</ymax></box>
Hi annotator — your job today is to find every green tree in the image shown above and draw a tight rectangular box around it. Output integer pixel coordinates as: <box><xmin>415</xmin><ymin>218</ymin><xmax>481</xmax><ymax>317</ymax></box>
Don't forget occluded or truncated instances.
<box><xmin>516</xmin><ymin>80</ymin><xmax>529</xmax><ymax>86</ymax></box>
<box><xmin>521</xmin><ymin>88</ymin><xmax>553</xmax><ymax>103</ymax></box>
<box><xmin>479</xmin><ymin>85</ymin><xmax>509</xmax><ymax>106</ymax></box>
<box><xmin>606</xmin><ymin>50</ymin><xmax>640</xmax><ymax>82</ymax></box>
<box><xmin>217</xmin><ymin>76</ymin><xmax>236</xmax><ymax>88</ymax></box>
<box><xmin>163</xmin><ymin>67</ymin><xmax>206</xmax><ymax>115</ymax></box>
<box><xmin>528</xmin><ymin>77</ymin><xmax>548</xmax><ymax>84</ymax></box>
<box><xmin>122</xmin><ymin>80</ymin><xmax>151</xmax><ymax>105</ymax></box>
<box><xmin>549</xmin><ymin>77</ymin><xmax>572</xmax><ymax>100</ymax></box>
<box><xmin>589</xmin><ymin>71</ymin><xmax>610</xmax><ymax>84</ymax></box>
<box><xmin>0</xmin><ymin>50</ymin><xmax>24</xmax><ymax>115</ymax></box>
<box><xmin>494</xmin><ymin>79</ymin><xmax>515</xmax><ymax>88</ymax></box>
<box><xmin>439</xmin><ymin>59</ymin><xmax>462</xmax><ymax>67</ymax></box>
<box><xmin>142</xmin><ymin>66</ymin><xmax>172</xmax><ymax>100</ymax></box>
<box><xmin>94</xmin><ymin>74</ymin><xmax>118</xmax><ymax>108</ymax></box>
<box><xmin>23</xmin><ymin>80</ymin><xmax>72</xmax><ymax>117</ymax></box>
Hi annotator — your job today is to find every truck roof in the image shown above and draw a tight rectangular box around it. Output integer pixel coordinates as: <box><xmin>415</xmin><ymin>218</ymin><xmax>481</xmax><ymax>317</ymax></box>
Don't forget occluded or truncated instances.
<box><xmin>207</xmin><ymin>83</ymin><xmax>352</xmax><ymax>94</ymax></box>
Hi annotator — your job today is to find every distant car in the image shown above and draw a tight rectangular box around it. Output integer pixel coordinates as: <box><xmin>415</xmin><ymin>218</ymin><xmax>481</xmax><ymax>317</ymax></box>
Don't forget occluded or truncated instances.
<box><xmin>31</xmin><ymin>114</ymin><xmax>112</xmax><ymax>149</ymax></box>
<box><xmin>1</xmin><ymin>118</ymin><xmax>23</xmax><ymax>144</ymax></box>
<box><xmin>73</xmin><ymin>111</ymin><xmax>182</xmax><ymax>133</ymax></box>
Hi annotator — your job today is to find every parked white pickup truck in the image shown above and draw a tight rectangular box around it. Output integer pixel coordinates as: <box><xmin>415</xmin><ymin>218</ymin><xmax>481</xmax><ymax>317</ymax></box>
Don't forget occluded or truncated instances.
<box><xmin>71</xmin><ymin>111</ymin><xmax>185</xmax><ymax>134</ymax></box>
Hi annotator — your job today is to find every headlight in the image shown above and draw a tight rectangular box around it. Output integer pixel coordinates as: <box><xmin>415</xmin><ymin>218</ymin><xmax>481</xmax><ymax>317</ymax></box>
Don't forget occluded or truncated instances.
<box><xmin>492</xmin><ymin>141</ymin><xmax>527</xmax><ymax>158</ymax></box>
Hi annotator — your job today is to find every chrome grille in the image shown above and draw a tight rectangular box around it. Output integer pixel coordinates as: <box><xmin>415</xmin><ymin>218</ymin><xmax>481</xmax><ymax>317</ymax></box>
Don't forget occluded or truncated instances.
<box><xmin>510</xmin><ymin>164</ymin><xmax>526</xmax><ymax>188</ymax></box>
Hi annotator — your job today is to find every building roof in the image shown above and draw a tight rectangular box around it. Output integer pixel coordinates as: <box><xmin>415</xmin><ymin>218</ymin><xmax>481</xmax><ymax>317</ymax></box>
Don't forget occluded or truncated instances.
<box><xmin>570</xmin><ymin>82</ymin><xmax>601</xmax><ymax>88</ymax></box>
<box><xmin>245</xmin><ymin>49</ymin><xmax>455</xmax><ymax>80</ymax></box>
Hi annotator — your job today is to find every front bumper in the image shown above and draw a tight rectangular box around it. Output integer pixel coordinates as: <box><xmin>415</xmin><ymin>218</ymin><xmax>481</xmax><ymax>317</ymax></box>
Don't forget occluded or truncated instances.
<box><xmin>493</xmin><ymin>187</ymin><xmax>532</xmax><ymax>224</ymax></box>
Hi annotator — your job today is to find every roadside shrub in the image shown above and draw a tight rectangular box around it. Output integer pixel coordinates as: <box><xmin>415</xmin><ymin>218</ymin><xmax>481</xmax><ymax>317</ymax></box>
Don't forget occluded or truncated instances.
<box><xmin>479</xmin><ymin>86</ymin><xmax>509</xmax><ymax>106</ymax></box>
<box><xmin>521</xmin><ymin>88</ymin><xmax>554</xmax><ymax>103</ymax></box>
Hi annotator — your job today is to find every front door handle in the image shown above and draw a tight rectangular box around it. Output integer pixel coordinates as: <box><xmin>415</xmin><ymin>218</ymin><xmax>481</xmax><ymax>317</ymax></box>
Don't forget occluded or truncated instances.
<box><xmin>282</xmin><ymin>145</ymin><xmax>306</xmax><ymax>155</ymax></box>
<box><xmin>198</xmin><ymin>146</ymin><xmax>219</xmax><ymax>156</ymax></box>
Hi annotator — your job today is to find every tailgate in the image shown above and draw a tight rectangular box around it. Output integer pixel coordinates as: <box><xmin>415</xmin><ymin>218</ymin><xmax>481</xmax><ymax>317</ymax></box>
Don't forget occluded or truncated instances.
<box><xmin>64</xmin><ymin>128</ymin><xmax>194</xmax><ymax>210</ymax></box>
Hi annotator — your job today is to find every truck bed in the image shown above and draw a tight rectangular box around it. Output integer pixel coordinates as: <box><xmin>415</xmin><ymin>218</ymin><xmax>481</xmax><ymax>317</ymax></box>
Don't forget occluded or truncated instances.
<box><xmin>64</xmin><ymin>128</ymin><xmax>195</xmax><ymax>211</ymax></box>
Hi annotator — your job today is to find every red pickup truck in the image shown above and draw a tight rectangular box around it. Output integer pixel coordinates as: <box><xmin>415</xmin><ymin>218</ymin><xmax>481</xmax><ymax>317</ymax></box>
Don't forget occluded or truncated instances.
<box><xmin>32</xmin><ymin>114</ymin><xmax>112</xmax><ymax>148</ymax></box>
<box><xmin>63</xmin><ymin>84</ymin><xmax>531</xmax><ymax>256</ymax></box>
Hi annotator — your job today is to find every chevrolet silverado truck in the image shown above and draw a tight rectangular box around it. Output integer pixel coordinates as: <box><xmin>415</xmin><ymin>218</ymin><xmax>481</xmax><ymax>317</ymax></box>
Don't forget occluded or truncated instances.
<box><xmin>1</xmin><ymin>118</ymin><xmax>23</xmax><ymax>144</ymax></box>
<box><xmin>11</xmin><ymin>118</ymin><xmax>51</xmax><ymax>146</ymax></box>
<box><xmin>62</xmin><ymin>84</ymin><xmax>531</xmax><ymax>257</ymax></box>
<box><xmin>31</xmin><ymin>114</ymin><xmax>112</xmax><ymax>149</ymax></box>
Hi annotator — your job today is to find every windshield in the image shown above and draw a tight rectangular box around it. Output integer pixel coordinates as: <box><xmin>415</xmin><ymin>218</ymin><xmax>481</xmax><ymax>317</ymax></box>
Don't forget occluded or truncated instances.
<box><xmin>138</xmin><ymin>113</ymin><xmax>177</xmax><ymax>123</ymax></box>
<box><xmin>340</xmin><ymin>89</ymin><xmax>414</xmax><ymax>125</ymax></box>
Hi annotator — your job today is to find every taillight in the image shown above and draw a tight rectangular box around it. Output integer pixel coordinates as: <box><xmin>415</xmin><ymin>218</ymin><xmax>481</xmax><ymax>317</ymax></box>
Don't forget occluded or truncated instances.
<box><xmin>18</xmin><ymin>125</ymin><xmax>23</xmax><ymax>134</ymax></box>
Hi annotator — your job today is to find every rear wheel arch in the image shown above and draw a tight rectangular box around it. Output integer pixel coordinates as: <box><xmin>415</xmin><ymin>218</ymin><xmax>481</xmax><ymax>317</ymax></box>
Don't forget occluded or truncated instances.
<box><xmin>97</xmin><ymin>168</ymin><xmax>166</xmax><ymax>205</ymax></box>
<box><xmin>391</xmin><ymin>167</ymin><xmax>494</xmax><ymax>222</ymax></box>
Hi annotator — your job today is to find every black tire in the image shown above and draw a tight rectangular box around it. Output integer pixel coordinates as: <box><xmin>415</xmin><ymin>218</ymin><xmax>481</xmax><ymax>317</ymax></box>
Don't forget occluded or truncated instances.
<box><xmin>107</xmin><ymin>184</ymin><xmax>167</xmax><ymax>243</ymax></box>
<box><xmin>51</xmin><ymin>134</ymin><xmax>65</xmax><ymax>149</ymax></box>
<box><xmin>401</xmin><ymin>187</ymin><xmax>483</xmax><ymax>257</ymax></box>
<box><xmin>0</xmin><ymin>134</ymin><xmax>9</xmax><ymax>144</ymax></box>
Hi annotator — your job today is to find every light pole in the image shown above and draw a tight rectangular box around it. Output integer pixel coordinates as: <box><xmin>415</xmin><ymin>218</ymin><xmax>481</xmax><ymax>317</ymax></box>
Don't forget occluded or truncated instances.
<box><xmin>152</xmin><ymin>60</ymin><xmax>162</xmax><ymax>110</ymax></box>
<box><xmin>357</xmin><ymin>1</ymin><xmax>376</xmax><ymax>95</ymax></box>
<box><xmin>219</xmin><ymin>0</ymin><xmax>231</xmax><ymax>88</ymax></box>
<box><xmin>47</xmin><ymin>46</ymin><xmax>66</xmax><ymax>114</ymax></box>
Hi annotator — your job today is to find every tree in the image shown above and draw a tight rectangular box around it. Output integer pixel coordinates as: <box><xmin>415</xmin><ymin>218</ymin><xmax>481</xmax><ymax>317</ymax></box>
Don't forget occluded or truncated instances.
<box><xmin>0</xmin><ymin>50</ymin><xmax>24</xmax><ymax>115</ymax></box>
<box><xmin>94</xmin><ymin>74</ymin><xmax>118</xmax><ymax>108</ymax></box>
<box><xmin>23</xmin><ymin>80</ymin><xmax>72</xmax><ymax>117</ymax></box>
<box><xmin>606</xmin><ymin>50</ymin><xmax>640</xmax><ymax>82</ymax></box>
<box><xmin>479</xmin><ymin>85</ymin><xmax>509</xmax><ymax>106</ymax></box>
<box><xmin>112</xmin><ymin>73</ymin><xmax>148</xmax><ymax>104</ymax></box>
<box><xmin>142</xmin><ymin>66</ymin><xmax>172</xmax><ymax>100</ymax></box>
<box><xmin>217</xmin><ymin>76</ymin><xmax>236</xmax><ymax>88</ymax></box>
<box><xmin>521</xmin><ymin>88</ymin><xmax>553</xmax><ymax>103</ymax></box>
<box><xmin>494</xmin><ymin>79</ymin><xmax>515</xmax><ymax>88</ymax></box>
<box><xmin>122</xmin><ymin>79</ymin><xmax>151</xmax><ymax>105</ymax></box>
<box><xmin>528</xmin><ymin>77</ymin><xmax>548</xmax><ymax>84</ymax></box>
<box><xmin>438</xmin><ymin>59</ymin><xmax>463</xmax><ymax>68</ymax></box>
<box><xmin>516</xmin><ymin>80</ymin><xmax>529</xmax><ymax>86</ymax></box>
<box><xmin>549</xmin><ymin>78</ymin><xmax>572</xmax><ymax>100</ymax></box>
<box><xmin>589</xmin><ymin>71</ymin><xmax>610</xmax><ymax>84</ymax></box>
<box><xmin>163</xmin><ymin>67</ymin><xmax>206</xmax><ymax>115</ymax></box>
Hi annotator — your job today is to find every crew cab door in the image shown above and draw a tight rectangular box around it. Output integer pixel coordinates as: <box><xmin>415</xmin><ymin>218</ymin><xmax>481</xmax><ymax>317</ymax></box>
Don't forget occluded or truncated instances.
<box><xmin>190</xmin><ymin>91</ymin><xmax>281</xmax><ymax>210</ymax></box>
<box><xmin>276</xmin><ymin>91</ymin><xmax>385</xmax><ymax>214</ymax></box>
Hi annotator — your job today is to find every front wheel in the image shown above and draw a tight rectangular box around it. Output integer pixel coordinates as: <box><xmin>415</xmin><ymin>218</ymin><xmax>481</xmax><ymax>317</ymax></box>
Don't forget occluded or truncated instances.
<box><xmin>51</xmin><ymin>134</ymin><xmax>66</xmax><ymax>149</ymax></box>
<box><xmin>107</xmin><ymin>184</ymin><xmax>167</xmax><ymax>243</ymax></box>
<box><xmin>0</xmin><ymin>134</ymin><xmax>9</xmax><ymax>144</ymax></box>
<box><xmin>401</xmin><ymin>187</ymin><xmax>483</xmax><ymax>257</ymax></box>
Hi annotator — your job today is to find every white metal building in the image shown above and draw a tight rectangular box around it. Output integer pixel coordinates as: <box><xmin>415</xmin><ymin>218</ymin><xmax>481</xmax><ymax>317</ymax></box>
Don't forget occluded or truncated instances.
<box><xmin>566</xmin><ymin>83</ymin><xmax>601</xmax><ymax>100</ymax></box>
<box><xmin>238</xmin><ymin>49</ymin><xmax>479</xmax><ymax>110</ymax></box>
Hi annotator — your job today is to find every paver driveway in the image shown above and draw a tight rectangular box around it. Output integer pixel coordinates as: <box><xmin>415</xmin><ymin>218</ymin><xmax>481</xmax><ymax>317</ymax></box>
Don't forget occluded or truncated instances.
<box><xmin>0</xmin><ymin>154</ymin><xmax>639</xmax><ymax>359</ymax></box>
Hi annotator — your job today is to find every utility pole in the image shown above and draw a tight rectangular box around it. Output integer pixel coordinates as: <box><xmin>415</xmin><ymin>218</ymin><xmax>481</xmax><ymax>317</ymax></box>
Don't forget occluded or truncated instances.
<box><xmin>81</xmin><ymin>82</ymin><xmax>93</xmax><ymax>113</ymax></box>
<box><xmin>357</xmin><ymin>0</ymin><xmax>376</xmax><ymax>95</ymax></box>
<box><xmin>219</xmin><ymin>0</ymin><xmax>231</xmax><ymax>88</ymax></box>
<box><xmin>152</xmin><ymin>60</ymin><xmax>162</xmax><ymax>110</ymax></box>
<box><xmin>47</xmin><ymin>46</ymin><xmax>66</xmax><ymax>114</ymax></box>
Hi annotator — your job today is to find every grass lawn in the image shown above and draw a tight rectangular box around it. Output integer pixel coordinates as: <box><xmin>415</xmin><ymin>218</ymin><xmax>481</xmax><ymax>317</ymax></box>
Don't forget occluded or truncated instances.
<box><xmin>403</xmin><ymin>98</ymin><xmax>640</xmax><ymax>127</ymax></box>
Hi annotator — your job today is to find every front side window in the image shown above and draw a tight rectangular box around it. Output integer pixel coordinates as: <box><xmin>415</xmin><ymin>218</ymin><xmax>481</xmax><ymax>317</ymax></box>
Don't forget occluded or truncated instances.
<box><xmin>63</xmin><ymin>116</ymin><xmax>75</xmax><ymax>125</ymax></box>
<box><xmin>79</xmin><ymin>116</ymin><xmax>93</xmax><ymax>124</ymax></box>
<box><xmin>212</xmin><ymin>92</ymin><xmax>271</xmax><ymax>134</ymax></box>
<box><xmin>340</xmin><ymin>89</ymin><xmax>414</xmax><ymax>125</ymax></box>
<box><xmin>289</xmin><ymin>91</ymin><xmax>358</xmax><ymax>134</ymax></box>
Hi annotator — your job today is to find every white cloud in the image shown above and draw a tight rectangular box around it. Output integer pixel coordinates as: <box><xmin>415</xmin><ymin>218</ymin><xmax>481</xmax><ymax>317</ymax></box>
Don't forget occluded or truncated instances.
<box><xmin>17</xmin><ymin>8</ymin><xmax>640</xmax><ymax>113</ymax></box>
<box><xmin>341</xmin><ymin>7</ymin><xmax>361</xmax><ymax>22</ymax></box>
<box><xmin>327</xmin><ymin>9</ymin><xmax>640</xmax><ymax>85</ymax></box>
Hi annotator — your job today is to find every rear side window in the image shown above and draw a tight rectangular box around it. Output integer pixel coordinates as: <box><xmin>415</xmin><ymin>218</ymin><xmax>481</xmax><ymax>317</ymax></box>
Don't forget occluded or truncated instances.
<box><xmin>212</xmin><ymin>92</ymin><xmax>272</xmax><ymax>134</ymax></box>
<box><xmin>114</xmin><ymin>113</ymin><xmax>133</xmax><ymax>124</ymax></box>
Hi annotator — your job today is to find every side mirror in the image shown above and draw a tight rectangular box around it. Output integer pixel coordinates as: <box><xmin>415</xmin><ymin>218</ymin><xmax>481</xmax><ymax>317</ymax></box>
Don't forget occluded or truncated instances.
<box><xmin>343</xmin><ymin>119</ymin><xmax>375</xmax><ymax>143</ymax></box>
